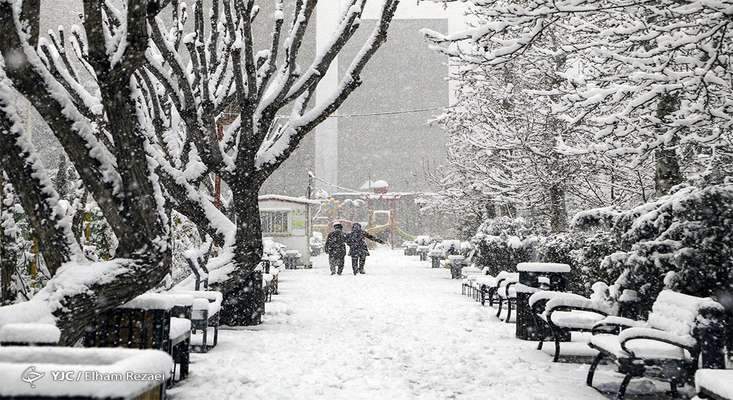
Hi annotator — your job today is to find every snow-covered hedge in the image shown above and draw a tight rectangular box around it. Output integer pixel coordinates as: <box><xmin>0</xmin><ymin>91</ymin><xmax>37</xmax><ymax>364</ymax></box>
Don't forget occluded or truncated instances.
<box><xmin>575</xmin><ymin>181</ymin><xmax>733</xmax><ymax>322</ymax></box>
<box><xmin>472</xmin><ymin>217</ymin><xmax>625</xmax><ymax>295</ymax></box>
<box><xmin>472</xmin><ymin>217</ymin><xmax>534</xmax><ymax>275</ymax></box>
<box><xmin>570</xmin><ymin>232</ymin><xmax>623</xmax><ymax>296</ymax></box>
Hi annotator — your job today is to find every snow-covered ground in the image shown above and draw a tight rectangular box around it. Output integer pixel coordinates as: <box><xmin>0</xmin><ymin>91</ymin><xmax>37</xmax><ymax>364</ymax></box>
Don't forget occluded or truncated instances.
<box><xmin>168</xmin><ymin>249</ymin><xmax>679</xmax><ymax>400</ymax></box>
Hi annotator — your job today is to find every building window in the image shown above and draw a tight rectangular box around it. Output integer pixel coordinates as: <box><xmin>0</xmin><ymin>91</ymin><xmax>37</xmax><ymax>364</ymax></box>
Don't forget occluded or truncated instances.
<box><xmin>261</xmin><ymin>211</ymin><xmax>289</xmax><ymax>234</ymax></box>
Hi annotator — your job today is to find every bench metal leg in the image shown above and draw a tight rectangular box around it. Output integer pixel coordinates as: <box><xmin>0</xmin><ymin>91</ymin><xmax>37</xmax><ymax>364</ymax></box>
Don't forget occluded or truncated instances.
<box><xmin>496</xmin><ymin>299</ymin><xmax>503</xmax><ymax>318</ymax></box>
<box><xmin>616</xmin><ymin>374</ymin><xmax>633</xmax><ymax>400</ymax></box>
<box><xmin>670</xmin><ymin>379</ymin><xmax>679</xmax><ymax>398</ymax></box>
<box><xmin>201</xmin><ymin>325</ymin><xmax>208</xmax><ymax>353</ymax></box>
<box><xmin>180</xmin><ymin>340</ymin><xmax>190</xmax><ymax>380</ymax></box>
<box><xmin>537</xmin><ymin>336</ymin><xmax>544</xmax><ymax>350</ymax></box>
<box><xmin>586</xmin><ymin>352</ymin><xmax>604</xmax><ymax>387</ymax></box>
<box><xmin>504</xmin><ymin>301</ymin><xmax>513</xmax><ymax>323</ymax></box>
<box><xmin>553</xmin><ymin>335</ymin><xmax>562</xmax><ymax>362</ymax></box>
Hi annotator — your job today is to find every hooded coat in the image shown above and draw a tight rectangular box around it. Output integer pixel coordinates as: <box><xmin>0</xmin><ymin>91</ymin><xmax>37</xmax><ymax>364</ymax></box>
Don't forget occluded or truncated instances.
<box><xmin>325</xmin><ymin>228</ymin><xmax>347</xmax><ymax>257</ymax></box>
<box><xmin>346</xmin><ymin>223</ymin><xmax>382</xmax><ymax>257</ymax></box>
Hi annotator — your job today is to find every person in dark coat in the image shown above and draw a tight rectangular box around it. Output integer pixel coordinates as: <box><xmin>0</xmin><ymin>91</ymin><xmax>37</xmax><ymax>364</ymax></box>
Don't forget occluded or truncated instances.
<box><xmin>324</xmin><ymin>223</ymin><xmax>347</xmax><ymax>275</ymax></box>
<box><xmin>345</xmin><ymin>223</ymin><xmax>384</xmax><ymax>275</ymax></box>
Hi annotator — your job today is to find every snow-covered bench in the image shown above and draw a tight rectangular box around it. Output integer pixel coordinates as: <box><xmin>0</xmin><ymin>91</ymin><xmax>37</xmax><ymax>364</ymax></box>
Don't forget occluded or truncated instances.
<box><xmin>0</xmin><ymin>347</ymin><xmax>172</xmax><ymax>399</ymax></box>
<box><xmin>495</xmin><ymin>273</ymin><xmax>520</xmax><ymax>322</ymax></box>
<box><xmin>461</xmin><ymin>266</ymin><xmax>488</xmax><ymax>300</ymax></box>
<box><xmin>403</xmin><ymin>241</ymin><xmax>418</xmax><ymax>256</ymax></box>
<box><xmin>263</xmin><ymin>273</ymin><xmax>275</xmax><ymax>302</ymax></box>
<box><xmin>0</xmin><ymin>323</ymin><xmax>60</xmax><ymax>346</ymax></box>
<box><xmin>695</xmin><ymin>369</ymin><xmax>733</xmax><ymax>400</ymax></box>
<box><xmin>478</xmin><ymin>271</ymin><xmax>518</xmax><ymax>307</ymax></box>
<box><xmin>529</xmin><ymin>283</ymin><xmax>614</xmax><ymax>362</ymax></box>
<box><xmin>83</xmin><ymin>293</ymin><xmax>193</xmax><ymax>383</ymax></box>
<box><xmin>586</xmin><ymin>290</ymin><xmax>725</xmax><ymax>400</ymax></box>
<box><xmin>171</xmin><ymin>290</ymin><xmax>223</xmax><ymax>353</ymax></box>
<box><xmin>184</xmin><ymin>242</ymin><xmax>214</xmax><ymax>291</ymax></box>
<box><xmin>417</xmin><ymin>245</ymin><xmax>430</xmax><ymax>261</ymax></box>
<box><xmin>284</xmin><ymin>250</ymin><xmax>301</xmax><ymax>269</ymax></box>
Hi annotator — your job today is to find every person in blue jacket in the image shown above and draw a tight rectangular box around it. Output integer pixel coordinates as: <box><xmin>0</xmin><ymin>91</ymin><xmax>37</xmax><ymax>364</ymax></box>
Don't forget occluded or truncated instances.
<box><xmin>345</xmin><ymin>223</ymin><xmax>385</xmax><ymax>275</ymax></box>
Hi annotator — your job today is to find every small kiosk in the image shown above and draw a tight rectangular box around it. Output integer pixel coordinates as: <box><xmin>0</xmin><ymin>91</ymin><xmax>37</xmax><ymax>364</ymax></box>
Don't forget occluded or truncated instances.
<box><xmin>258</xmin><ymin>195</ymin><xmax>321</xmax><ymax>267</ymax></box>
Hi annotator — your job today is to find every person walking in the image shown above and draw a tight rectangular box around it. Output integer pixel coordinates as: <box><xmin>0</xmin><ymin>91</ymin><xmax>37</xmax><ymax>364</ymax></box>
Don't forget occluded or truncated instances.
<box><xmin>345</xmin><ymin>223</ymin><xmax>384</xmax><ymax>275</ymax></box>
<box><xmin>324</xmin><ymin>223</ymin><xmax>347</xmax><ymax>275</ymax></box>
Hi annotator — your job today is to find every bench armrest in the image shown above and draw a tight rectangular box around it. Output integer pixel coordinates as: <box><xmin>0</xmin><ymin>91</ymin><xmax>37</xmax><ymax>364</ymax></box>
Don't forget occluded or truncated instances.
<box><xmin>592</xmin><ymin>316</ymin><xmax>644</xmax><ymax>335</ymax></box>
<box><xmin>529</xmin><ymin>290</ymin><xmax>564</xmax><ymax>308</ymax></box>
<box><xmin>546</xmin><ymin>294</ymin><xmax>612</xmax><ymax>316</ymax></box>
<box><xmin>619</xmin><ymin>327</ymin><xmax>696</xmax><ymax>355</ymax></box>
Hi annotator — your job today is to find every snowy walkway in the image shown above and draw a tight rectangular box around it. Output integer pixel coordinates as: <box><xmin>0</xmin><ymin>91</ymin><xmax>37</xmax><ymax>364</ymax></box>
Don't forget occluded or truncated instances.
<box><xmin>169</xmin><ymin>249</ymin><xmax>626</xmax><ymax>400</ymax></box>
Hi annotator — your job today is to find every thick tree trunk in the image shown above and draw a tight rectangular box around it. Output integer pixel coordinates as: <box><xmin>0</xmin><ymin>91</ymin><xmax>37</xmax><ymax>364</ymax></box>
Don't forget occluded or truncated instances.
<box><xmin>485</xmin><ymin>200</ymin><xmax>497</xmax><ymax>219</ymax></box>
<box><xmin>654</xmin><ymin>146</ymin><xmax>682</xmax><ymax>196</ymax></box>
<box><xmin>0</xmin><ymin>255</ymin><xmax>14</xmax><ymax>305</ymax></box>
<box><xmin>654</xmin><ymin>94</ymin><xmax>683</xmax><ymax>196</ymax></box>
<box><xmin>0</xmin><ymin>179</ymin><xmax>17</xmax><ymax>305</ymax></box>
<box><xmin>548</xmin><ymin>185</ymin><xmax>568</xmax><ymax>232</ymax></box>
<box><xmin>53</xmin><ymin>251</ymin><xmax>169</xmax><ymax>344</ymax></box>
<box><xmin>0</xmin><ymin>115</ymin><xmax>75</xmax><ymax>275</ymax></box>
<box><xmin>215</xmin><ymin>181</ymin><xmax>265</xmax><ymax>326</ymax></box>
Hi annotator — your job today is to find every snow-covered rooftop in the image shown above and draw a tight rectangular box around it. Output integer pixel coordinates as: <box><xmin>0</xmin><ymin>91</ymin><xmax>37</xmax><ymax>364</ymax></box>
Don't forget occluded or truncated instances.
<box><xmin>258</xmin><ymin>195</ymin><xmax>322</xmax><ymax>206</ymax></box>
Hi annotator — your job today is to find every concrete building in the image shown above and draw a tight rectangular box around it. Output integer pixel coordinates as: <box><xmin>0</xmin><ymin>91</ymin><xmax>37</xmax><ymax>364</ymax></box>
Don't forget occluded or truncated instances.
<box><xmin>262</xmin><ymin>1</ymin><xmax>467</xmax><ymax>197</ymax></box>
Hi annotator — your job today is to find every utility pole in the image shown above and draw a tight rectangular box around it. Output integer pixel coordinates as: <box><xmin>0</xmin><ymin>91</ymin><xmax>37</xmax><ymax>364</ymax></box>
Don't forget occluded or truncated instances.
<box><xmin>306</xmin><ymin>171</ymin><xmax>314</xmax><ymax>239</ymax></box>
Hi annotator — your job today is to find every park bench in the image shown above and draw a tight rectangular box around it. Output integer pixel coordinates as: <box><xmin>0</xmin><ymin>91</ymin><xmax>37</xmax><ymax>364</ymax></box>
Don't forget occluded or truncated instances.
<box><xmin>417</xmin><ymin>245</ymin><xmax>430</xmax><ymax>261</ymax></box>
<box><xmin>83</xmin><ymin>293</ymin><xmax>193</xmax><ymax>384</ymax></box>
<box><xmin>269</xmin><ymin>262</ymin><xmax>281</xmax><ymax>296</ymax></box>
<box><xmin>461</xmin><ymin>266</ymin><xmax>494</xmax><ymax>301</ymax></box>
<box><xmin>695</xmin><ymin>369</ymin><xmax>733</xmax><ymax>400</ymax></box>
<box><xmin>403</xmin><ymin>241</ymin><xmax>418</xmax><ymax>256</ymax></box>
<box><xmin>428</xmin><ymin>249</ymin><xmax>444</xmax><ymax>268</ymax></box>
<box><xmin>529</xmin><ymin>283</ymin><xmax>614</xmax><ymax>362</ymax></box>
<box><xmin>263</xmin><ymin>273</ymin><xmax>274</xmax><ymax>302</ymax></box>
<box><xmin>496</xmin><ymin>274</ymin><xmax>520</xmax><ymax>322</ymax></box>
<box><xmin>170</xmin><ymin>290</ymin><xmax>223</xmax><ymax>353</ymax></box>
<box><xmin>284</xmin><ymin>250</ymin><xmax>301</xmax><ymax>269</ymax></box>
<box><xmin>0</xmin><ymin>346</ymin><xmax>172</xmax><ymax>400</ymax></box>
<box><xmin>586</xmin><ymin>290</ymin><xmax>726</xmax><ymax>400</ymax></box>
<box><xmin>478</xmin><ymin>271</ymin><xmax>518</xmax><ymax>307</ymax></box>
<box><xmin>461</xmin><ymin>266</ymin><xmax>485</xmax><ymax>299</ymax></box>
<box><xmin>0</xmin><ymin>323</ymin><xmax>60</xmax><ymax>347</ymax></box>
<box><xmin>415</xmin><ymin>235</ymin><xmax>432</xmax><ymax>261</ymax></box>
<box><xmin>184</xmin><ymin>242</ymin><xmax>214</xmax><ymax>291</ymax></box>
<box><xmin>259</xmin><ymin>259</ymin><xmax>280</xmax><ymax>302</ymax></box>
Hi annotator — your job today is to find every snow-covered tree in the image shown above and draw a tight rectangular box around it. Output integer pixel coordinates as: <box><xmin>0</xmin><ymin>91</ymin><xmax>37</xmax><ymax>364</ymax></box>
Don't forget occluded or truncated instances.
<box><xmin>0</xmin><ymin>0</ymin><xmax>175</xmax><ymax>343</ymax></box>
<box><xmin>0</xmin><ymin>0</ymin><xmax>403</xmax><ymax>336</ymax></box>
<box><xmin>425</xmin><ymin>27</ymin><xmax>652</xmax><ymax>232</ymax></box>
<box><xmin>574</xmin><ymin>179</ymin><xmax>733</xmax><ymax>316</ymax></box>
<box><xmin>138</xmin><ymin>0</ymin><xmax>402</xmax><ymax>323</ymax></box>
<box><xmin>0</xmin><ymin>176</ymin><xmax>19</xmax><ymax>305</ymax></box>
<box><xmin>423</xmin><ymin>0</ymin><xmax>733</xmax><ymax>197</ymax></box>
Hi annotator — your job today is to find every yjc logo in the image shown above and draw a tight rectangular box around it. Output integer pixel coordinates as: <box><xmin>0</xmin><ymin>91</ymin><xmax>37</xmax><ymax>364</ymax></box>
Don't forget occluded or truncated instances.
<box><xmin>21</xmin><ymin>366</ymin><xmax>45</xmax><ymax>388</ymax></box>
